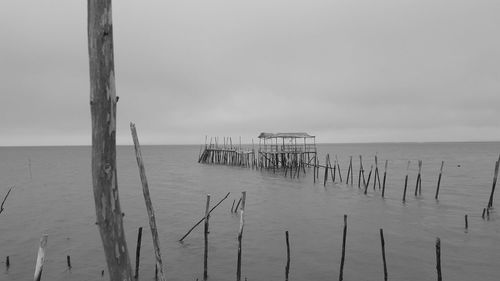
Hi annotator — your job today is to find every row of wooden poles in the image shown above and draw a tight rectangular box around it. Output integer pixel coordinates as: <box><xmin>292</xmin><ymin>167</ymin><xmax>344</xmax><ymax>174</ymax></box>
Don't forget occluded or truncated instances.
<box><xmin>303</xmin><ymin>153</ymin><xmax>499</xmax><ymax>215</ymax></box>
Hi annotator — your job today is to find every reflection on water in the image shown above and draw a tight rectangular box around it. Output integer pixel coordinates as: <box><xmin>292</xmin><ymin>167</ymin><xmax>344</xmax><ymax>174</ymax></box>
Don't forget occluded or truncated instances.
<box><xmin>0</xmin><ymin>143</ymin><xmax>499</xmax><ymax>281</ymax></box>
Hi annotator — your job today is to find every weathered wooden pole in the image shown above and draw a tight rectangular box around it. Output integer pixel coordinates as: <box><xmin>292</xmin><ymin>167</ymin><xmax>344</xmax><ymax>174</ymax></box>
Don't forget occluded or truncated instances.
<box><xmin>436</xmin><ymin>237</ymin><xmax>442</xmax><ymax>281</ymax></box>
<box><xmin>435</xmin><ymin>161</ymin><xmax>444</xmax><ymax>200</ymax></box>
<box><xmin>403</xmin><ymin>161</ymin><xmax>410</xmax><ymax>202</ymax></box>
<box><xmin>236</xmin><ymin>191</ymin><xmax>247</xmax><ymax>281</ymax></box>
<box><xmin>374</xmin><ymin>156</ymin><xmax>380</xmax><ymax>190</ymax></box>
<box><xmin>0</xmin><ymin>186</ymin><xmax>13</xmax><ymax>215</ymax></box>
<box><xmin>358</xmin><ymin>156</ymin><xmax>363</xmax><ymax>188</ymax></box>
<box><xmin>204</xmin><ymin>195</ymin><xmax>211</xmax><ymax>281</ymax></box>
<box><xmin>364</xmin><ymin>165</ymin><xmax>373</xmax><ymax>195</ymax></box>
<box><xmin>6</xmin><ymin>256</ymin><xmax>10</xmax><ymax>268</ymax></box>
<box><xmin>382</xmin><ymin>160</ymin><xmax>388</xmax><ymax>196</ymax></box>
<box><xmin>380</xmin><ymin>228</ymin><xmax>388</xmax><ymax>281</ymax></box>
<box><xmin>339</xmin><ymin>214</ymin><xmax>347</xmax><ymax>281</ymax></box>
<box><xmin>415</xmin><ymin>160</ymin><xmax>422</xmax><ymax>196</ymax></box>
<box><xmin>234</xmin><ymin>197</ymin><xmax>242</xmax><ymax>213</ymax></box>
<box><xmin>130</xmin><ymin>123</ymin><xmax>166</xmax><ymax>281</ymax></box>
<box><xmin>33</xmin><ymin>234</ymin><xmax>48</xmax><ymax>281</ymax></box>
<box><xmin>346</xmin><ymin>156</ymin><xmax>353</xmax><ymax>185</ymax></box>
<box><xmin>324</xmin><ymin>154</ymin><xmax>330</xmax><ymax>186</ymax></box>
<box><xmin>285</xmin><ymin>231</ymin><xmax>290</xmax><ymax>281</ymax></box>
<box><xmin>464</xmin><ymin>214</ymin><xmax>468</xmax><ymax>231</ymax></box>
<box><xmin>88</xmin><ymin>0</ymin><xmax>134</xmax><ymax>279</ymax></box>
<box><xmin>487</xmin><ymin>156</ymin><xmax>500</xmax><ymax>208</ymax></box>
<box><xmin>336</xmin><ymin>155</ymin><xmax>342</xmax><ymax>183</ymax></box>
<box><xmin>67</xmin><ymin>255</ymin><xmax>72</xmax><ymax>269</ymax></box>
<box><xmin>134</xmin><ymin>227</ymin><xmax>143</xmax><ymax>279</ymax></box>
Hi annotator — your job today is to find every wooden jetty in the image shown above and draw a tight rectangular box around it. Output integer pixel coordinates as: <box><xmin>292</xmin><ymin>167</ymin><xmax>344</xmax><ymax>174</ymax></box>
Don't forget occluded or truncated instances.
<box><xmin>198</xmin><ymin>133</ymin><xmax>317</xmax><ymax>170</ymax></box>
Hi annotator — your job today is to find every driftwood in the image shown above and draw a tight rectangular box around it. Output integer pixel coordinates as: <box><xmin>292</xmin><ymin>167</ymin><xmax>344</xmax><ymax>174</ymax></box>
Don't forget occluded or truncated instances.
<box><xmin>130</xmin><ymin>123</ymin><xmax>166</xmax><ymax>281</ymax></box>
<box><xmin>179</xmin><ymin>192</ymin><xmax>230</xmax><ymax>242</ymax></box>
<box><xmin>88</xmin><ymin>0</ymin><xmax>133</xmax><ymax>279</ymax></box>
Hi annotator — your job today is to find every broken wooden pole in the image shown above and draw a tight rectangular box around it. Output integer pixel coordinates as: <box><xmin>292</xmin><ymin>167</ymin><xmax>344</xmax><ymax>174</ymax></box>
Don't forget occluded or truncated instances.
<box><xmin>88</xmin><ymin>0</ymin><xmax>133</xmax><ymax>277</ymax></box>
<box><xmin>436</xmin><ymin>237</ymin><xmax>442</xmax><ymax>281</ymax></box>
<box><xmin>339</xmin><ymin>214</ymin><xmax>347</xmax><ymax>281</ymax></box>
<box><xmin>179</xmin><ymin>192</ymin><xmax>230</xmax><ymax>242</ymax></box>
<box><xmin>415</xmin><ymin>160</ymin><xmax>422</xmax><ymax>196</ymax></box>
<box><xmin>236</xmin><ymin>191</ymin><xmax>247</xmax><ymax>281</ymax></box>
<box><xmin>134</xmin><ymin>227</ymin><xmax>143</xmax><ymax>279</ymax></box>
<box><xmin>33</xmin><ymin>234</ymin><xmax>48</xmax><ymax>281</ymax></box>
<box><xmin>487</xmin><ymin>156</ymin><xmax>500</xmax><ymax>208</ymax></box>
<box><xmin>203</xmin><ymin>195</ymin><xmax>211</xmax><ymax>281</ymax></box>
<box><xmin>380</xmin><ymin>228</ymin><xmax>388</xmax><ymax>281</ymax></box>
<box><xmin>285</xmin><ymin>231</ymin><xmax>290</xmax><ymax>281</ymax></box>
<box><xmin>130</xmin><ymin>123</ymin><xmax>166</xmax><ymax>281</ymax></box>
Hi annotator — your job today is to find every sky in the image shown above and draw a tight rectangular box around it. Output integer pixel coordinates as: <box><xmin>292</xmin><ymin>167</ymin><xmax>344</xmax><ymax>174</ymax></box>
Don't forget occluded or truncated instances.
<box><xmin>0</xmin><ymin>0</ymin><xmax>499</xmax><ymax>146</ymax></box>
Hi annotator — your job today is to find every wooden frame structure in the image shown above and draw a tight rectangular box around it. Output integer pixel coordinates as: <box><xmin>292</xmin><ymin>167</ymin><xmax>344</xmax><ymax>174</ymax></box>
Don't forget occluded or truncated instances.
<box><xmin>258</xmin><ymin>132</ymin><xmax>316</xmax><ymax>169</ymax></box>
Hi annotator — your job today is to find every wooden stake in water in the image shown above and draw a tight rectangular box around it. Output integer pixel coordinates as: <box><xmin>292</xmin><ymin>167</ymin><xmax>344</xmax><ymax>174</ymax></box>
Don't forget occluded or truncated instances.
<box><xmin>179</xmin><ymin>192</ymin><xmax>230</xmax><ymax>242</ymax></box>
<box><xmin>346</xmin><ymin>156</ymin><xmax>353</xmax><ymax>186</ymax></box>
<box><xmin>134</xmin><ymin>227</ymin><xmax>143</xmax><ymax>279</ymax></box>
<box><xmin>358</xmin><ymin>156</ymin><xmax>364</xmax><ymax>188</ymax></box>
<box><xmin>336</xmin><ymin>155</ymin><xmax>343</xmax><ymax>183</ymax></box>
<box><xmin>435</xmin><ymin>161</ymin><xmax>444</xmax><ymax>200</ymax></box>
<box><xmin>403</xmin><ymin>161</ymin><xmax>410</xmax><ymax>202</ymax></box>
<box><xmin>380</xmin><ymin>229</ymin><xmax>388</xmax><ymax>281</ymax></box>
<box><xmin>487</xmin><ymin>156</ymin><xmax>500</xmax><ymax>208</ymax></box>
<box><xmin>67</xmin><ymin>255</ymin><xmax>72</xmax><ymax>269</ymax></box>
<box><xmin>374</xmin><ymin>155</ymin><xmax>381</xmax><ymax>190</ymax></box>
<box><xmin>236</xmin><ymin>191</ymin><xmax>247</xmax><ymax>281</ymax></box>
<box><xmin>464</xmin><ymin>214</ymin><xmax>468</xmax><ymax>231</ymax></box>
<box><xmin>285</xmin><ymin>231</ymin><xmax>290</xmax><ymax>281</ymax></box>
<box><xmin>364</xmin><ymin>165</ymin><xmax>373</xmax><ymax>195</ymax></box>
<box><xmin>6</xmin><ymin>256</ymin><xmax>10</xmax><ymax>268</ymax></box>
<box><xmin>382</xmin><ymin>160</ymin><xmax>388</xmax><ymax>198</ymax></box>
<box><xmin>0</xmin><ymin>186</ymin><xmax>13</xmax><ymax>215</ymax></box>
<box><xmin>339</xmin><ymin>214</ymin><xmax>347</xmax><ymax>281</ymax></box>
<box><xmin>324</xmin><ymin>154</ymin><xmax>330</xmax><ymax>186</ymax></box>
<box><xmin>436</xmin><ymin>237</ymin><xmax>442</xmax><ymax>281</ymax></box>
<box><xmin>89</xmin><ymin>1</ymin><xmax>133</xmax><ymax>277</ymax></box>
<box><xmin>231</xmin><ymin>199</ymin><xmax>236</xmax><ymax>213</ymax></box>
<box><xmin>415</xmin><ymin>160</ymin><xmax>422</xmax><ymax>196</ymax></box>
<box><xmin>33</xmin><ymin>234</ymin><xmax>48</xmax><ymax>281</ymax></box>
<box><xmin>130</xmin><ymin>123</ymin><xmax>166</xmax><ymax>281</ymax></box>
<box><xmin>203</xmin><ymin>195</ymin><xmax>211</xmax><ymax>281</ymax></box>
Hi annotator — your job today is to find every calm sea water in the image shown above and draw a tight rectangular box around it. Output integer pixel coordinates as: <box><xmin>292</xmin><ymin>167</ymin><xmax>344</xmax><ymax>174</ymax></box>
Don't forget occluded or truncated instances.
<box><xmin>0</xmin><ymin>142</ymin><xmax>499</xmax><ymax>281</ymax></box>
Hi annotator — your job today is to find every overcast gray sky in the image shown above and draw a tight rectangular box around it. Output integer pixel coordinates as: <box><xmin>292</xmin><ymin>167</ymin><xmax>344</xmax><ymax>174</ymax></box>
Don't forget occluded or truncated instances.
<box><xmin>0</xmin><ymin>1</ymin><xmax>498</xmax><ymax>146</ymax></box>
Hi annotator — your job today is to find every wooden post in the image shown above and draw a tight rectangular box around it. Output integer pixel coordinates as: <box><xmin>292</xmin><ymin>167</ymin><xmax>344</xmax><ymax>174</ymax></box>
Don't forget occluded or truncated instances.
<box><xmin>0</xmin><ymin>186</ymin><xmax>13</xmax><ymax>215</ymax></box>
<box><xmin>482</xmin><ymin>208</ymin><xmax>486</xmax><ymax>220</ymax></box>
<box><xmin>403</xmin><ymin>161</ymin><xmax>410</xmax><ymax>202</ymax></box>
<box><xmin>436</xmin><ymin>237</ymin><xmax>442</xmax><ymax>281</ymax></box>
<box><xmin>134</xmin><ymin>227</ymin><xmax>143</xmax><ymax>279</ymax></box>
<box><xmin>231</xmin><ymin>199</ymin><xmax>236</xmax><ymax>213</ymax></box>
<box><xmin>6</xmin><ymin>256</ymin><xmax>10</xmax><ymax>268</ymax></box>
<box><xmin>358</xmin><ymin>156</ymin><xmax>363</xmax><ymax>188</ymax></box>
<box><xmin>33</xmin><ymin>234</ymin><xmax>48</xmax><ymax>281</ymax></box>
<box><xmin>464</xmin><ymin>214</ymin><xmax>468</xmax><ymax>231</ymax></box>
<box><xmin>324</xmin><ymin>154</ymin><xmax>330</xmax><ymax>186</ymax></box>
<box><xmin>346</xmin><ymin>156</ymin><xmax>353</xmax><ymax>185</ymax></box>
<box><xmin>88</xmin><ymin>0</ymin><xmax>134</xmax><ymax>278</ymax></box>
<box><xmin>285</xmin><ymin>231</ymin><xmax>290</xmax><ymax>281</ymax></box>
<box><xmin>487</xmin><ymin>157</ymin><xmax>500</xmax><ymax>208</ymax></box>
<box><xmin>67</xmin><ymin>255</ymin><xmax>72</xmax><ymax>269</ymax></box>
<box><xmin>179</xmin><ymin>192</ymin><xmax>230</xmax><ymax>242</ymax></box>
<box><xmin>204</xmin><ymin>195</ymin><xmax>211</xmax><ymax>281</ymax></box>
<box><xmin>339</xmin><ymin>214</ymin><xmax>347</xmax><ymax>281</ymax></box>
<box><xmin>373</xmin><ymin>156</ymin><xmax>380</xmax><ymax>190</ymax></box>
<box><xmin>130</xmin><ymin>123</ymin><xmax>166</xmax><ymax>281</ymax></box>
<box><xmin>236</xmin><ymin>191</ymin><xmax>247</xmax><ymax>281</ymax></box>
<box><xmin>382</xmin><ymin>160</ymin><xmax>388</xmax><ymax>198</ymax></box>
<box><xmin>364</xmin><ymin>165</ymin><xmax>373</xmax><ymax>195</ymax></box>
<box><xmin>234</xmin><ymin>197</ymin><xmax>242</xmax><ymax>214</ymax></box>
<box><xmin>336</xmin><ymin>155</ymin><xmax>342</xmax><ymax>183</ymax></box>
<box><xmin>415</xmin><ymin>160</ymin><xmax>422</xmax><ymax>196</ymax></box>
<box><xmin>435</xmin><ymin>161</ymin><xmax>444</xmax><ymax>200</ymax></box>
<box><xmin>380</xmin><ymin>229</ymin><xmax>388</xmax><ymax>281</ymax></box>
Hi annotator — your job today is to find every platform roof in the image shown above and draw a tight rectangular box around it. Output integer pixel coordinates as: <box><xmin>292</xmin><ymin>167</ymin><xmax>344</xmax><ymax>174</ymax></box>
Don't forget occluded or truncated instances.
<box><xmin>258</xmin><ymin>132</ymin><xmax>315</xmax><ymax>139</ymax></box>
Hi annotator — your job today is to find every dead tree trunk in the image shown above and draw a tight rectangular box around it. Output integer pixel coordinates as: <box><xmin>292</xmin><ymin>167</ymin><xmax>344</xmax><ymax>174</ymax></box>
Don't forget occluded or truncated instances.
<box><xmin>88</xmin><ymin>0</ymin><xmax>133</xmax><ymax>280</ymax></box>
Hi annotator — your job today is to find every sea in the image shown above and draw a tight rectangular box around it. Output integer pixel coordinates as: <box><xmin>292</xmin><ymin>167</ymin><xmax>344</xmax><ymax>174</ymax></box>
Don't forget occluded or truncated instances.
<box><xmin>0</xmin><ymin>142</ymin><xmax>499</xmax><ymax>281</ymax></box>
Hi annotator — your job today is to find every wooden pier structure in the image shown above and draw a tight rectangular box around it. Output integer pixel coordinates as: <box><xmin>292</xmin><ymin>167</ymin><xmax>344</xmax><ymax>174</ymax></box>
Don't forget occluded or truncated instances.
<box><xmin>198</xmin><ymin>133</ymin><xmax>317</xmax><ymax>170</ymax></box>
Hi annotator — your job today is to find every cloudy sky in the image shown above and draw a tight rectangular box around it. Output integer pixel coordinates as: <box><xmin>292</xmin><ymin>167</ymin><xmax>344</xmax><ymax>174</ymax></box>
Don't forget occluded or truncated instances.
<box><xmin>0</xmin><ymin>1</ymin><xmax>499</xmax><ymax>146</ymax></box>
